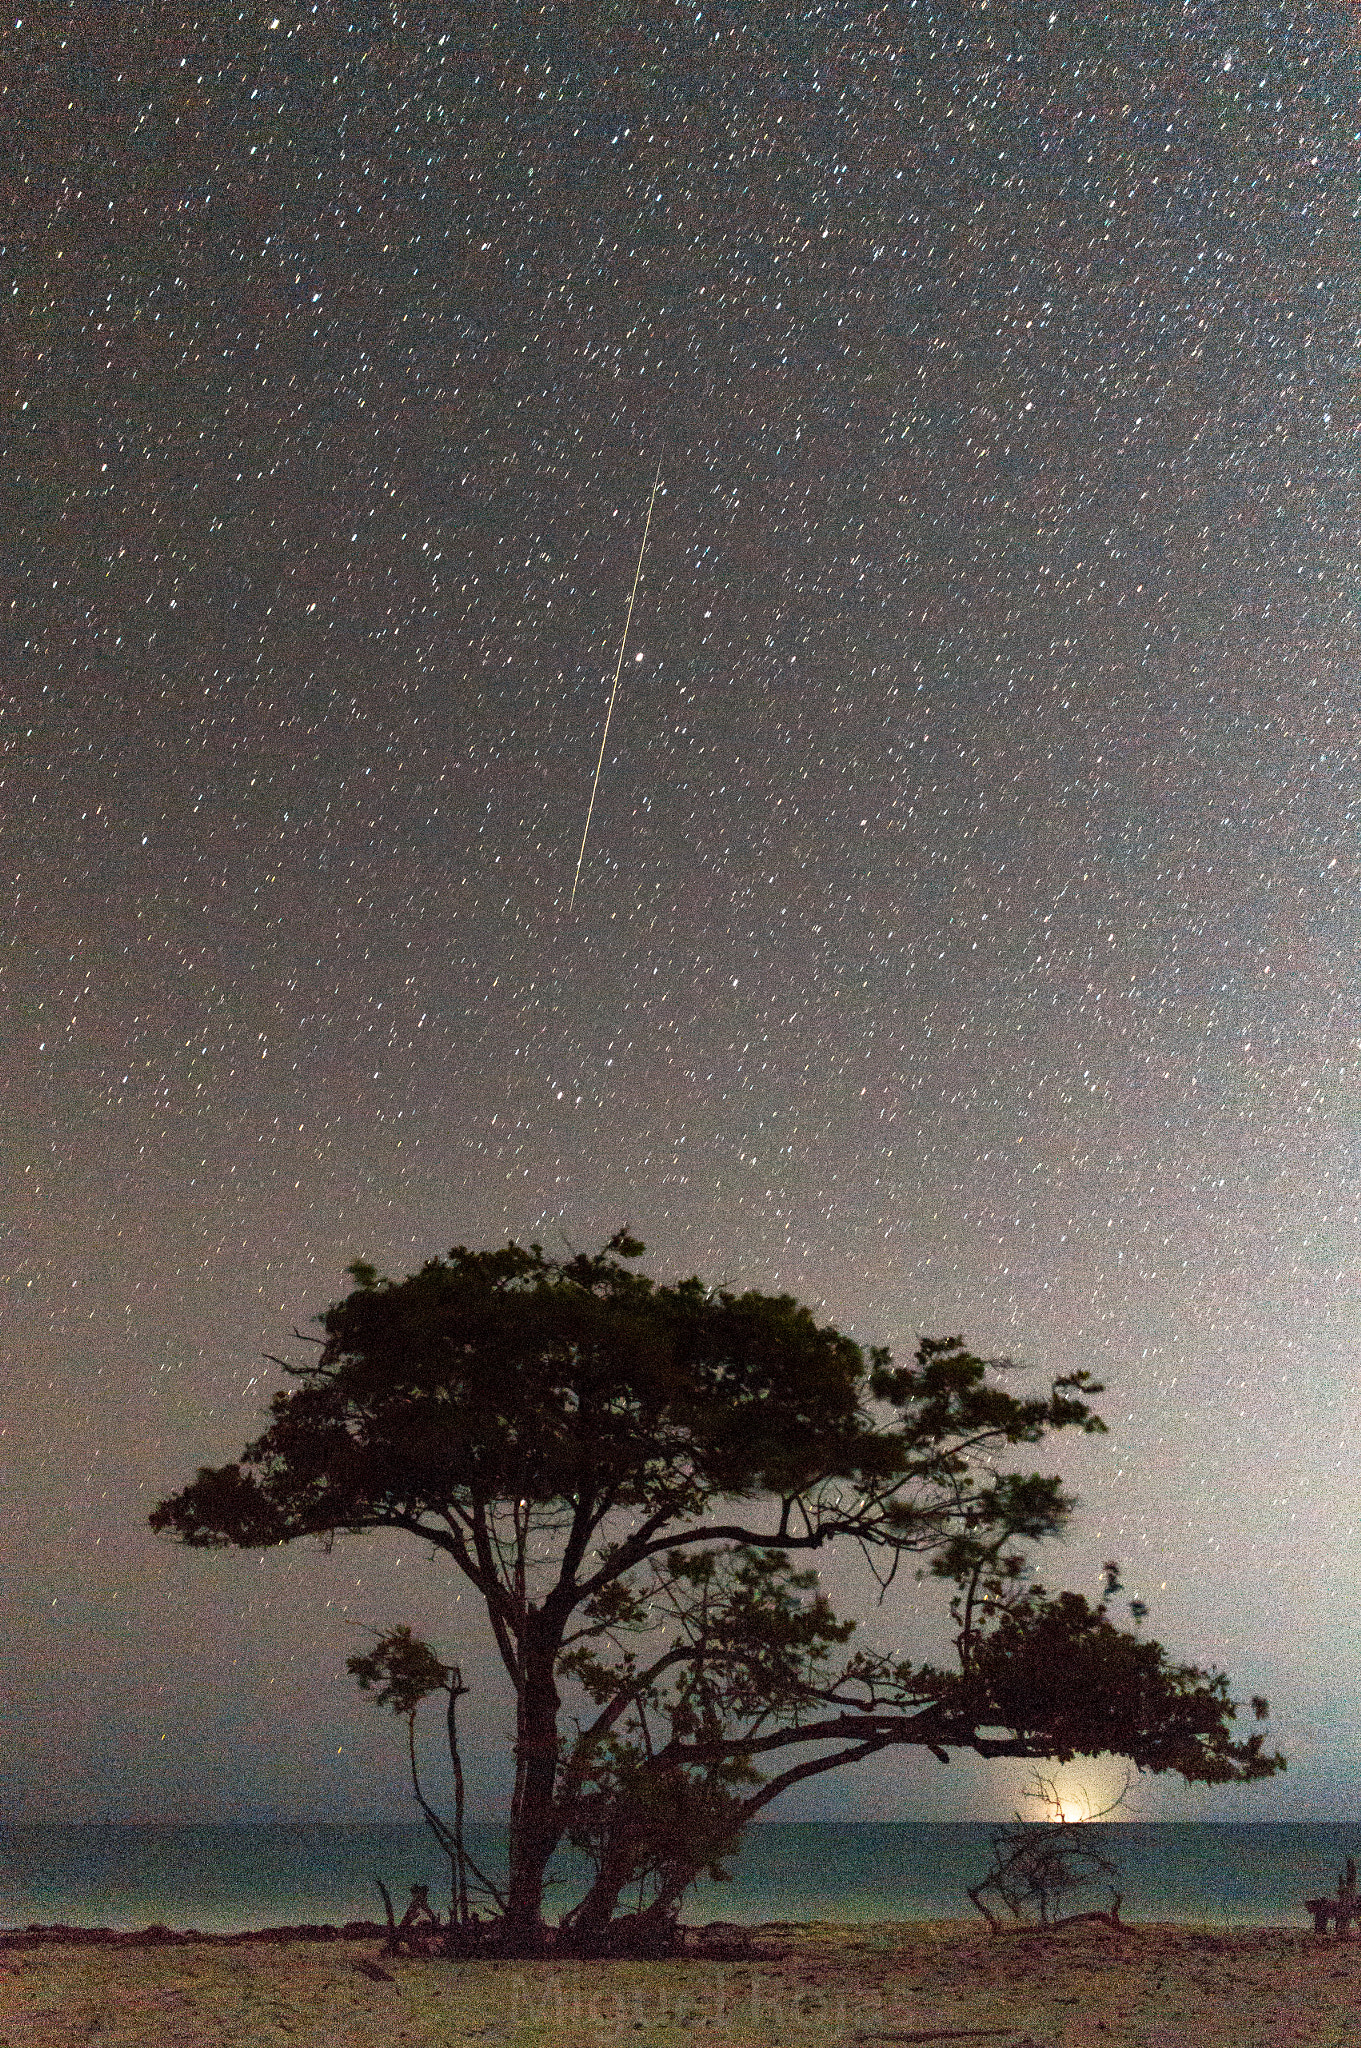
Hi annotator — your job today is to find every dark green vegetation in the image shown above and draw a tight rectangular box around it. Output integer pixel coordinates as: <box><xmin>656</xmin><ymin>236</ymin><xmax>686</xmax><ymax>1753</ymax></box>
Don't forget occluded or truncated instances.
<box><xmin>152</xmin><ymin>1233</ymin><xmax>1281</xmax><ymax>1955</ymax></box>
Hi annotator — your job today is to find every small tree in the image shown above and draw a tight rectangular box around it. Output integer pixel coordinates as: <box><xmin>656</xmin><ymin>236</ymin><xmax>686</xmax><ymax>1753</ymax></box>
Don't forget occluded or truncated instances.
<box><xmin>151</xmin><ymin>1233</ymin><xmax>1282</xmax><ymax>1954</ymax></box>
<box><xmin>346</xmin><ymin>1625</ymin><xmax>501</xmax><ymax>1927</ymax></box>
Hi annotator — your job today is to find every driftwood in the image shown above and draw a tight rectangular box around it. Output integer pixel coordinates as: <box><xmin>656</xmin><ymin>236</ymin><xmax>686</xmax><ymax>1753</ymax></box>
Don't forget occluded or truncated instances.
<box><xmin>968</xmin><ymin>1830</ymin><xmax>1121</xmax><ymax>1932</ymax></box>
<box><xmin>1305</xmin><ymin>1856</ymin><xmax>1360</xmax><ymax>1935</ymax></box>
<box><xmin>1049</xmin><ymin>1903</ymin><xmax>1124</xmax><ymax>1932</ymax></box>
<box><xmin>353</xmin><ymin>1956</ymin><xmax>394</xmax><ymax>1983</ymax></box>
<box><xmin>967</xmin><ymin>1774</ymin><xmax>1131</xmax><ymax>1934</ymax></box>
<box><xmin>373</xmin><ymin>1880</ymin><xmax>444</xmax><ymax>1955</ymax></box>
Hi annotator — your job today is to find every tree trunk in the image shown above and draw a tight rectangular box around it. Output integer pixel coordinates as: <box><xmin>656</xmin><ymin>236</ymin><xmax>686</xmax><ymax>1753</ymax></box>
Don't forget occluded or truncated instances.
<box><xmin>447</xmin><ymin>1683</ymin><xmax>469</xmax><ymax>1927</ymax></box>
<box><xmin>561</xmin><ymin>1836</ymin><xmax>637</xmax><ymax>1949</ymax></box>
<box><xmin>504</xmin><ymin>1633</ymin><xmax>562</xmax><ymax>1949</ymax></box>
<box><xmin>622</xmin><ymin>1856</ymin><xmax>704</xmax><ymax>1938</ymax></box>
<box><xmin>562</xmin><ymin>1806</ymin><xmax>721</xmax><ymax>1953</ymax></box>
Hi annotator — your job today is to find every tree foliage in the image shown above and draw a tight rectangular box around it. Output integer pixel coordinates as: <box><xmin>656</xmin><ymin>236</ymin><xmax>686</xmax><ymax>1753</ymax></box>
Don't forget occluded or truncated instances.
<box><xmin>151</xmin><ymin>1232</ymin><xmax>1282</xmax><ymax>1953</ymax></box>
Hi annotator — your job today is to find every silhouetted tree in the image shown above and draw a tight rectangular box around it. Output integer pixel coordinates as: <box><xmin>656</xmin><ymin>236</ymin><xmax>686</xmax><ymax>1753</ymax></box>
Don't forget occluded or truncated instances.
<box><xmin>151</xmin><ymin>1232</ymin><xmax>1282</xmax><ymax>1954</ymax></box>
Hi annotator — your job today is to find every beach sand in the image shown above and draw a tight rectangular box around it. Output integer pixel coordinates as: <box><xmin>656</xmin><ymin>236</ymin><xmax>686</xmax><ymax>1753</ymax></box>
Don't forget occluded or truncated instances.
<box><xmin>2</xmin><ymin>1919</ymin><xmax>1357</xmax><ymax>2047</ymax></box>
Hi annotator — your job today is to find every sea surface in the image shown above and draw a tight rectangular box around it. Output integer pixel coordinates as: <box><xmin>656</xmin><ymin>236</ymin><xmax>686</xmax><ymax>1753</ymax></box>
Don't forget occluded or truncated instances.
<box><xmin>3</xmin><ymin>1824</ymin><xmax>1358</xmax><ymax>1935</ymax></box>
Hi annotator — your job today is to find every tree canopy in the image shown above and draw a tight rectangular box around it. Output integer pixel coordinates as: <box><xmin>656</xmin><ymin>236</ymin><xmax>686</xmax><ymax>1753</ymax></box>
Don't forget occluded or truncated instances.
<box><xmin>151</xmin><ymin>1232</ymin><xmax>1281</xmax><ymax>1954</ymax></box>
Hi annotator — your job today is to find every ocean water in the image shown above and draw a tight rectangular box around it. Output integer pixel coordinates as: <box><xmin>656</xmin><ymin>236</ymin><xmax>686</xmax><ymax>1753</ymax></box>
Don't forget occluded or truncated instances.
<box><xmin>2</xmin><ymin>1823</ymin><xmax>1357</xmax><ymax>1935</ymax></box>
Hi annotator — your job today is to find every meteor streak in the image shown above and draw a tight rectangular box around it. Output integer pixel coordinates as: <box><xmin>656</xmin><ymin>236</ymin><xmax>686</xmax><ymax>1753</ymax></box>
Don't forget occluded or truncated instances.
<box><xmin>568</xmin><ymin>458</ymin><xmax>662</xmax><ymax>911</ymax></box>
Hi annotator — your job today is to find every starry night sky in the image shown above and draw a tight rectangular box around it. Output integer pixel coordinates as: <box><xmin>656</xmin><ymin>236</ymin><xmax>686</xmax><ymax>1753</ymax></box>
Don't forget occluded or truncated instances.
<box><xmin>5</xmin><ymin>2</ymin><xmax>1360</xmax><ymax>1826</ymax></box>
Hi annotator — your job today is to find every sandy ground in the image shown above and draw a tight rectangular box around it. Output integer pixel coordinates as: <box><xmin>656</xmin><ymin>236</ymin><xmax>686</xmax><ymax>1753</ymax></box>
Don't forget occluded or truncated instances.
<box><xmin>3</xmin><ymin>1920</ymin><xmax>1359</xmax><ymax>2048</ymax></box>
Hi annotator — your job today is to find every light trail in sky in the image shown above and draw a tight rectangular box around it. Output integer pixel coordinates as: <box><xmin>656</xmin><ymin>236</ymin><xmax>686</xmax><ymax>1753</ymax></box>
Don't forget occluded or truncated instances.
<box><xmin>568</xmin><ymin>458</ymin><xmax>663</xmax><ymax>912</ymax></box>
